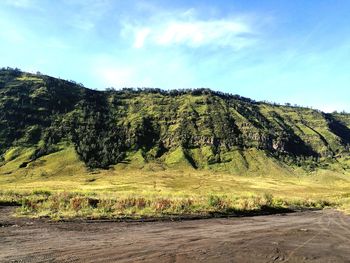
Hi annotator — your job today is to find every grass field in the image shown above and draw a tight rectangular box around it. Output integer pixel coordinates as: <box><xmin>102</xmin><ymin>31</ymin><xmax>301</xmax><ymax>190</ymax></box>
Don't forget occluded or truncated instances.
<box><xmin>1</xmin><ymin>146</ymin><xmax>350</xmax><ymax>219</ymax></box>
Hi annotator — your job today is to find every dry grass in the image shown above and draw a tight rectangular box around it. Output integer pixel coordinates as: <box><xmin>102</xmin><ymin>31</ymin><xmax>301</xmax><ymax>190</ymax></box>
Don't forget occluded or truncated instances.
<box><xmin>0</xmin><ymin>146</ymin><xmax>350</xmax><ymax>219</ymax></box>
<box><xmin>4</xmin><ymin>191</ymin><xmax>333</xmax><ymax>220</ymax></box>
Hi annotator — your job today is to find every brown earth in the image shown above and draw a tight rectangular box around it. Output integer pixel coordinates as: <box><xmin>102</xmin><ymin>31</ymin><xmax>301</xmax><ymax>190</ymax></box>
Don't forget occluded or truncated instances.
<box><xmin>1</xmin><ymin>207</ymin><xmax>350</xmax><ymax>263</ymax></box>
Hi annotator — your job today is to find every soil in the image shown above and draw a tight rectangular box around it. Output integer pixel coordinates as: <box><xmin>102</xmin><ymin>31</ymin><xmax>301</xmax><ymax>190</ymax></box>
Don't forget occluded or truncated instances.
<box><xmin>1</xmin><ymin>206</ymin><xmax>350</xmax><ymax>262</ymax></box>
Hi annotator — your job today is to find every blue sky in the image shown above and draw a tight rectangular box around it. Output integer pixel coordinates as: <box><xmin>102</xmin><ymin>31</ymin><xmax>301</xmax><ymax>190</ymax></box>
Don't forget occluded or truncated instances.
<box><xmin>0</xmin><ymin>0</ymin><xmax>349</xmax><ymax>112</ymax></box>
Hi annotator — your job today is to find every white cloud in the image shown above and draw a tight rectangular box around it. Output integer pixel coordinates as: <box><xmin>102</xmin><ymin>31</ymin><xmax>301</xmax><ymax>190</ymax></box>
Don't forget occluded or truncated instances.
<box><xmin>133</xmin><ymin>28</ymin><xmax>151</xmax><ymax>48</ymax></box>
<box><xmin>91</xmin><ymin>55</ymin><xmax>154</xmax><ymax>88</ymax></box>
<box><xmin>89</xmin><ymin>51</ymin><xmax>198</xmax><ymax>89</ymax></box>
<box><xmin>97</xmin><ymin>67</ymin><xmax>134</xmax><ymax>88</ymax></box>
<box><xmin>154</xmin><ymin>20</ymin><xmax>251</xmax><ymax>48</ymax></box>
<box><xmin>125</xmin><ymin>10</ymin><xmax>257</xmax><ymax>49</ymax></box>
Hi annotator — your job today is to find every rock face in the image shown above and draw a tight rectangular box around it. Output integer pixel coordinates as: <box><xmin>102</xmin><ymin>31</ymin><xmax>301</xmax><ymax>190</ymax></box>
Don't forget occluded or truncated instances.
<box><xmin>0</xmin><ymin>68</ymin><xmax>350</xmax><ymax>169</ymax></box>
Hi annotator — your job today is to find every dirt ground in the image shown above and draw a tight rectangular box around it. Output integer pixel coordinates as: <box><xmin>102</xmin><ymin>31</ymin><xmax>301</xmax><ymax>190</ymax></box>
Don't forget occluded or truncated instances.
<box><xmin>1</xmin><ymin>207</ymin><xmax>350</xmax><ymax>263</ymax></box>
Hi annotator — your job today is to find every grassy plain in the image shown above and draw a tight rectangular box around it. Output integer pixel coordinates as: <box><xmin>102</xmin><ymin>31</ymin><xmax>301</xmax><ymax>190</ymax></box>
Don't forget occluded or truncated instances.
<box><xmin>1</xmin><ymin>146</ymin><xmax>350</xmax><ymax>219</ymax></box>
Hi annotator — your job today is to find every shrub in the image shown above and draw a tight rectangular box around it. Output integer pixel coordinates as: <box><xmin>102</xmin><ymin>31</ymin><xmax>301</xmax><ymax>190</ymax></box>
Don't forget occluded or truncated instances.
<box><xmin>21</xmin><ymin>199</ymin><xmax>39</xmax><ymax>212</ymax></box>
<box><xmin>174</xmin><ymin>198</ymin><xmax>193</xmax><ymax>212</ymax></box>
<box><xmin>208</xmin><ymin>195</ymin><xmax>221</xmax><ymax>207</ymax></box>
<box><xmin>262</xmin><ymin>193</ymin><xmax>273</xmax><ymax>207</ymax></box>
<box><xmin>208</xmin><ymin>195</ymin><xmax>228</xmax><ymax>209</ymax></box>
<box><xmin>87</xmin><ymin>198</ymin><xmax>99</xmax><ymax>208</ymax></box>
<box><xmin>70</xmin><ymin>196</ymin><xmax>87</xmax><ymax>211</ymax></box>
<box><xmin>32</xmin><ymin>189</ymin><xmax>51</xmax><ymax>196</ymax></box>
<box><xmin>97</xmin><ymin>199</ymin><xmax>115</xmax><ymax>213</ymax></box>
<box><xmin>114</xmin><ymin>197</ymin><xmax>147</xmax><ymax>210</ymax></box>
<box><xmin>153</xmin><ymin>198</ymin><xmax>172</xmax><ymax>212</ymax></box>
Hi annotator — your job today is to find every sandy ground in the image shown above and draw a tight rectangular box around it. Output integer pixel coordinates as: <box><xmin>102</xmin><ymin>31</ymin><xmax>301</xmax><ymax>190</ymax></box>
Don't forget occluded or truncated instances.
<box><xmin>1</xmin><ymin>207</ymin><xmax>350</xmax><ymax>263</ymax></box>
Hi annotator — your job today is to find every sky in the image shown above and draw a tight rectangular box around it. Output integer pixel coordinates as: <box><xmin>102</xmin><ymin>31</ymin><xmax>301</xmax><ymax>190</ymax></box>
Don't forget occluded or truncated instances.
<box><xmin>0</xmin><ymin>0</ymin><xmax>349</xmax><ymax>112</ymax></box>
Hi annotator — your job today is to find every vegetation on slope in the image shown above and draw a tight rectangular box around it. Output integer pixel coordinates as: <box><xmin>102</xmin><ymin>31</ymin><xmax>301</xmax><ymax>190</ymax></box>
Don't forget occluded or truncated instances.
<box><xmin>1</xmin><ymin>67</ymin><xmax>350</xmax><ymax>171</ymax></box>
<box><xmin>1</xmin><ymin>67</ymin><xmax>350</xmax><ymax>218</ymax></box>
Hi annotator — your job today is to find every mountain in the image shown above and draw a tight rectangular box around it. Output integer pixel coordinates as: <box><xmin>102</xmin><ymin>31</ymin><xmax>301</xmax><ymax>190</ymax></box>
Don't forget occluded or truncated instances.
<box><xmin>1</xmin><ymin>67</ymin><xmax>350</xmax><ymax>174</ymax></box>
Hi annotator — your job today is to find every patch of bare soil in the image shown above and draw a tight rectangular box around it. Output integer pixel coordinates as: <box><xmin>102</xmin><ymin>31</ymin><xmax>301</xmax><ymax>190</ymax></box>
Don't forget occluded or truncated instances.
<box><xmin>1</xmin><ymin>206</ymin><xmax>350</xmax><ymax>262</ymax></box>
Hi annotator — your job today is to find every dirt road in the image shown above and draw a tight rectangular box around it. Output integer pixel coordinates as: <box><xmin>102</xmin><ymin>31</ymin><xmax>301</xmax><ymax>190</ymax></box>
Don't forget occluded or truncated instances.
<box><xmin>1</xmin><ymin>207</ymin><xmax>350</xmax><ymax>263</ymax></box>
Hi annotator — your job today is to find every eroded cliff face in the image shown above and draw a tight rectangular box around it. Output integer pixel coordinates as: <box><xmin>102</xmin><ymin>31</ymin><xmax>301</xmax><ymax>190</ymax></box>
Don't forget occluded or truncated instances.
<box><xmin>1</xmin><ymin>68</ymin><xmax>349</xmax><ymax>170</ymax></box>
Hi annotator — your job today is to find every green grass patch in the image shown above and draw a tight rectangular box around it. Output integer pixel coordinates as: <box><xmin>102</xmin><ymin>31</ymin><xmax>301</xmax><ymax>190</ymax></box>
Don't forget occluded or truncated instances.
<box><xmin>1</xmin><ymin>145</ymin><xmax>350</xmax><ymax>218</ymax></box>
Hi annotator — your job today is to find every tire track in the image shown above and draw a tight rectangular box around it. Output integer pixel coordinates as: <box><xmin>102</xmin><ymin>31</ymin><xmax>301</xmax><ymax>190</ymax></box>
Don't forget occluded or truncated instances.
<box><xmin>285</xmin><ymin>211</ymin><xmax>330</xmax><ymax>261</ymax></box>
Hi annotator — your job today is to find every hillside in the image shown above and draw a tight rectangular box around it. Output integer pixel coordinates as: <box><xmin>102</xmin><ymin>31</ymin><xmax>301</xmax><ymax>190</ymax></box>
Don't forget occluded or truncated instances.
<box><xmin>1</xmin><ymin>67</ymin><xmax>350</xmax><ymax>175</ymax></box>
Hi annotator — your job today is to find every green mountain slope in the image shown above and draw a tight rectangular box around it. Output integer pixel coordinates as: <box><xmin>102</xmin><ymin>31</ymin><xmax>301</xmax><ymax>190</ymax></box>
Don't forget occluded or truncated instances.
<box><xmin>1</xmin><ymin>67</ymin><xmax>349</xmax><ymax>174</ymax></box>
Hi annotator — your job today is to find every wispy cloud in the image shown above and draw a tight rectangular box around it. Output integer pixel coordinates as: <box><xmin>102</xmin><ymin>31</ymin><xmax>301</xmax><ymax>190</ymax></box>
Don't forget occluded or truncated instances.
<box><xmin>89</xmin><ymin>51</ymin><xmax>198</xmax><ymax>89</ymax></box>
<box><xmin>90</xmin><ymin>55</ymin><xmax>153</xmax><ymax>88</ymax></box>
<box><xmin>133</xmin><ymin>28</ymin><xmax>151</xmax><ymax>48</ymax></box>
<box><xmin>97</xmin><ymin>66</ymin><xmax>135</xmax><ymax>87</ymax></box>
<box><xmin>123</xmin><ymin>9</ymin><xmax>258</xmax><ymax>50</ymax></box>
